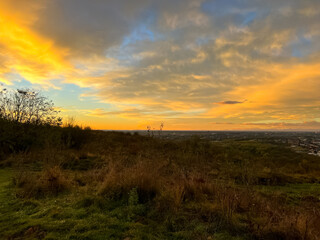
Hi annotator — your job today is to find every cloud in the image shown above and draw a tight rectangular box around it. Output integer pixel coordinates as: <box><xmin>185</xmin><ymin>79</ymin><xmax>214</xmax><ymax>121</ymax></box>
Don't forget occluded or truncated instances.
<box><xmin>32</xmin><ymin>0</ymin><xmax>152</xmax><ymax>58</ymax></box>
<box><xmin>1</xmin><ymin>0</ymin><xmax>320</xmax><ymax>129</ymax></box>
<box><xmin>216</xmin><ymin>100</ymin><xmax>247</xmax><ymax>105</ymax></box>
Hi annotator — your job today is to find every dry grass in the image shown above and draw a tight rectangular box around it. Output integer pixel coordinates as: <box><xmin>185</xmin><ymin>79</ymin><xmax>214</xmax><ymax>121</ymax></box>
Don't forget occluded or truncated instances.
<box><xmin>7</xmin><ymin>131</ymin><xmax>320</xmax><ymax>239</ymax></box>
<box><xmin>13</xmin><ymin>166</ymin><xmax>71</xmax><ymax>198</ymax></box>
<box><xmin>99</xmin><ymin>161</ymin><xmax>161</xmax><ymax>203</ymax></box>
<box><xmin>13</xmin><ymin>157</ymin><xmax>320</xmax><ymax>239</ymax></box>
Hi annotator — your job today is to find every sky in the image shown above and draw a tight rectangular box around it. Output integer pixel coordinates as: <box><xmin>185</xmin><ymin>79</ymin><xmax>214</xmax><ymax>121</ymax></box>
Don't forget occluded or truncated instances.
<box><xmin>1</xmin><ymin>0</ymin><xmax>320</xmax><ymax>130</ymax></box>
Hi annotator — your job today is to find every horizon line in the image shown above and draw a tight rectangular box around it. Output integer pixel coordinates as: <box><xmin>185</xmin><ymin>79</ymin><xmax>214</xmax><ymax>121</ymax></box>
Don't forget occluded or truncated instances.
<box><xmin>101</xmin><ymin>129</ymin><xmax>320</xmax><ymax>132</ymax></box>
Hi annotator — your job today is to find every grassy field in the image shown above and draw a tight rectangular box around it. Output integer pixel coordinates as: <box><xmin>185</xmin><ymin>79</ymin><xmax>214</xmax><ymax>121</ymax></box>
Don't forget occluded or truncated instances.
<box><xmin>0</xmin><ymin>169</ymin><xmax>172</xmax><ymax>239</ymax></box>
<box><xmin>0</xmin><ymin>169</ymin><xmax>245</xmax><ymax>240</ymax></box>
<box><xmin>1</xmin><ymin>128</ymin><xmax>320</xmax><ymax>239</ymax></box>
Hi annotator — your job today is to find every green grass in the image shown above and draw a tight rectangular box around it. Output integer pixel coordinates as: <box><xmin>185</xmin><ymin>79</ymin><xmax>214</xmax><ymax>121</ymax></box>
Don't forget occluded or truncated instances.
<box><xmin>0</xmin><ymin>169</ymin><xmax>126</xmax><ymax>239</ymax></box>
<box><xmin>1</xmin><ymin>169</ymin><xmax>247</xmax><ymax>240</ymax></box>
<box><xmin>0</xmin><ymin>171</ymin><xmax>153</xmax><ymax>239</ymax></box>
<box><xmin>255</xmin><ymin>183</ymin><xmax>320</xmax><ymax>205</ymax></box>
<box><xmin>1</xmin><ymin>129</ymin><xmax>320</xmax><ymax>239</ymax></box>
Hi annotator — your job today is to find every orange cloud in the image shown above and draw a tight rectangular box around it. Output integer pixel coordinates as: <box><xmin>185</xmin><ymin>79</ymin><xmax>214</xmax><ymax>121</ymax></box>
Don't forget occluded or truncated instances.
<box><xmin>1</xmin><ymin>0</ymin><xmax>320</xmax><ymax>130</ymax></box>
<box><xmin>0</xmin><ymin>4</ymin><xmax>71</xmax><ymax>86</ymax></box>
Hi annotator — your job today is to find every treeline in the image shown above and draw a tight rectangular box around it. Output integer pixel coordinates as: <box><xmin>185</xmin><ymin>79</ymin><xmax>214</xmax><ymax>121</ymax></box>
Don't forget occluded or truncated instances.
<box><xmin>0</xmin><ymin>88</ymin><xmax>91</xmax><ymax>160</ymax></box>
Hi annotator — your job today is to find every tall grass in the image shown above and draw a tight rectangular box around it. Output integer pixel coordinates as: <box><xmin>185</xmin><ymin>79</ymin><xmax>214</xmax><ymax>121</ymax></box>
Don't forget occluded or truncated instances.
<box><xmin>2</xmin><ymin>123</ymin><xmax>320</xmax><ymax>239</ymax></box>
<box><xmin>13</xmin><ymin>166</ymin><xmax>70</xmax><ymax>198</ymax></box>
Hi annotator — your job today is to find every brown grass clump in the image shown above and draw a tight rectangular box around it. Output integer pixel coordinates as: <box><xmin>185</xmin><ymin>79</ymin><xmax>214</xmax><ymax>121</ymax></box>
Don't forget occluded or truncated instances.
<box><xmin>246</xmin><ymin>197</ymin><xmax>320</xmax><ymax>240</ymax></box>
<box><xmin>99</xmin><ymin>161</ymin><xmax>161</xmax><ymax>203</ymax></box>
<box><xmin>155</xmin><ymin>173</ymin><xmax>217</xmax><ymax>213</ymax></box>
<box><xmin>14</xmin><ymin>166</ymin><xmax>70</xmax><ymax>198</ymax></box>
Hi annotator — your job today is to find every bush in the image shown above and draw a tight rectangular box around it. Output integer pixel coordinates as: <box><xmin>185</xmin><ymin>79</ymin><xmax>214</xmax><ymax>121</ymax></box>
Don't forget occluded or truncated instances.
<box><xmin>61</xmin><ymin>126</ymin><xmax>92</xmax><ymax>149</ymax></box>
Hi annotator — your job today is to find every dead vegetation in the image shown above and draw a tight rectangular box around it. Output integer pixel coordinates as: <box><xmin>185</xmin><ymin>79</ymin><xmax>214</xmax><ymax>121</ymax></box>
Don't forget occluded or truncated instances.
<box><xmin>3</xmin><ymin>130</ymin><xmax>320</xmax><ymax>239</ymax></box>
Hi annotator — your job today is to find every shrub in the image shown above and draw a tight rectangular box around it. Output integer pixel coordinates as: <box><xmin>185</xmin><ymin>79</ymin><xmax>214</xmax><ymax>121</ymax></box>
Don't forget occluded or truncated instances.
<box><xmin>61</xmin><ymin>126</ymin><xmax>92</xmax><ymax>149</ymax></box>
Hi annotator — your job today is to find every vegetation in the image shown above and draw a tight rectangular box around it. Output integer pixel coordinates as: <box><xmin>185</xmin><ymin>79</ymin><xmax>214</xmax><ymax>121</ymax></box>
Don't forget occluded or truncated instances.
<box><xmin>0</xmin><ymin>88</ymin><xmax>62</xmax><ymax>126</ymax></box>
<box><xmin>0</xmin><ymin>90</ymin><xmax>320</xmax><ymax>239</ymax></box>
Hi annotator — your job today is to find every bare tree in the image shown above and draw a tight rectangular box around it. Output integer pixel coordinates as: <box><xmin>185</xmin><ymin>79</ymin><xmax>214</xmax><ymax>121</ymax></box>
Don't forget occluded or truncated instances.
<box><xmin>0</xmin><ymin>88</ymin><xmax>62</xmax><ymax>126</ymax></box>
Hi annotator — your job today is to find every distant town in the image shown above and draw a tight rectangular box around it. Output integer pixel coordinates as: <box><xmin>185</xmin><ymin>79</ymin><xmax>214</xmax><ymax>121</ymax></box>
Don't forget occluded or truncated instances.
<box><xmin>116</xmin><ymin>130</ymin><xmax>320</xmax><ymax>157</ymax></box>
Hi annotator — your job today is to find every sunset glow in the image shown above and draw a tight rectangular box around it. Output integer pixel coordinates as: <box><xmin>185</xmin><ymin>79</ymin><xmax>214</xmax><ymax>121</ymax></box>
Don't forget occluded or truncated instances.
<box><xmin>1</xmin><ymin>0</ymin><xmax>320</xmax><ymax>130</ymax></box>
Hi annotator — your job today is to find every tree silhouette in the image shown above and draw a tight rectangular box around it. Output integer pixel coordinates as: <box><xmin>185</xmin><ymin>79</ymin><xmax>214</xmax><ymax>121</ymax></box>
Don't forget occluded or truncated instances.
<box><xmin>0</xmin><ymin>88</ymin><xmax>62</xmax><ymax>126</ymax></box>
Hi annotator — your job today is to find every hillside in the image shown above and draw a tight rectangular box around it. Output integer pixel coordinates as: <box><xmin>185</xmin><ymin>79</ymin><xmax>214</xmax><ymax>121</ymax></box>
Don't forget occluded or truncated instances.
<box><xmin>0</xmin><ymin>124</ymin><xmax>320</xmax><ymax>239</ymax></box>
